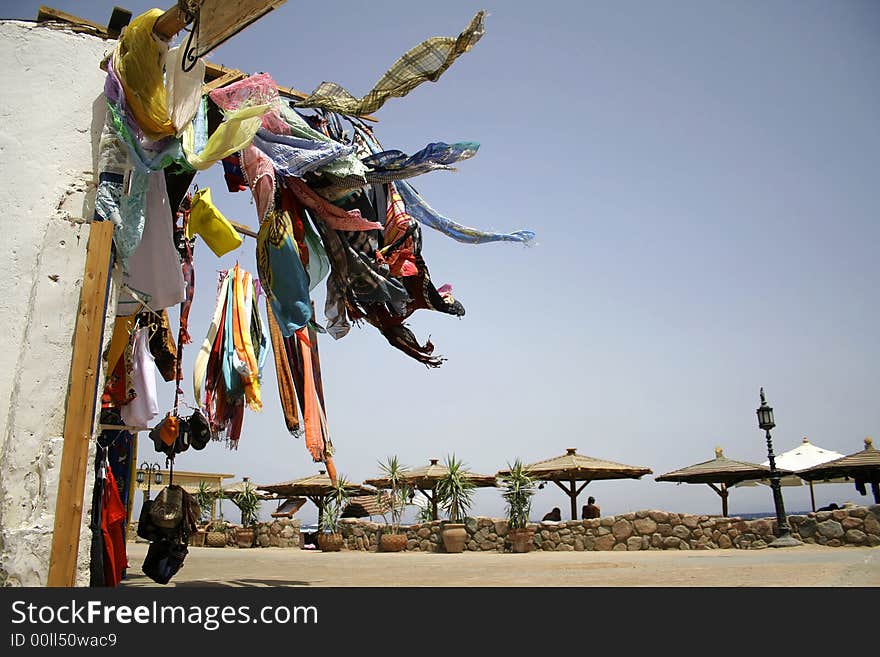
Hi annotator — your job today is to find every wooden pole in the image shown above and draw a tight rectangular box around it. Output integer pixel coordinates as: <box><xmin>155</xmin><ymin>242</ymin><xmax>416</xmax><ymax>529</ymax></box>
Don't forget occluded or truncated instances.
<box><xmin>721</xmin><ymin>483</ymin><xmax>728</xmax><ymax>517</ymax></box>
<box><xmin>46</xmin><ymin>221</ymin><xmax>114</xmax><ymax>587</ymax></box>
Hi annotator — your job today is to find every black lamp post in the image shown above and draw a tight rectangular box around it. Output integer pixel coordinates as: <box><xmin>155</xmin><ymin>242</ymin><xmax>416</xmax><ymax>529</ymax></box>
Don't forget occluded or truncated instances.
<box><xmin>756</xmin><ymin>389</ymin><xmax>801</xmax><ymax>547</ymax></box>
<box><xmin>136</xmin><ymin>462</ymin><xmax>163</xmax><ymax>500</ymax></box>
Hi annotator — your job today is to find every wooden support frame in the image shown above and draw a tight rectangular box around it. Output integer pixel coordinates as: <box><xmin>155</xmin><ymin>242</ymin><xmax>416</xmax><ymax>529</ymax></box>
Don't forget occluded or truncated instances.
<box><xmin>552</xmin><ymin>479</ymin><xmax>591</xmax><ymax>520</ymax></box>
<box><xmin>46</xmin><ymin>221</ymin><xmax>115</xmax><ymax>587</ymax></box>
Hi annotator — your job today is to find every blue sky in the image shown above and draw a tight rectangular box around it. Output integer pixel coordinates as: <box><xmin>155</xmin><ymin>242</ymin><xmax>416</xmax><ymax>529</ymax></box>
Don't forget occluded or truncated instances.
<box><xmin>6</xmin><ymin>1</ymin><xmax>879</xmax><ymax>522</ymax></box>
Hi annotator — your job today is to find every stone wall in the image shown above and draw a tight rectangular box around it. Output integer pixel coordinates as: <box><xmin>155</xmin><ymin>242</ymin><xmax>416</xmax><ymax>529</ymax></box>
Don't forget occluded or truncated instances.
<box><xmin>337</xmin><ymin>505</ymin><xmax>880</xmax><ymax>552</ymax></box>
<box><xmin>255</xmin><ymin>519</ymin><xmax>301</xmax><ymax>549</ymax></box>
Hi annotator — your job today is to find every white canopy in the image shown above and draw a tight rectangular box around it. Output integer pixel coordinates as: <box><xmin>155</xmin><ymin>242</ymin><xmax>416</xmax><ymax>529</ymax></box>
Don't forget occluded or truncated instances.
<box><xmin>736</xmin><ymin>438</ymin><xmax>846</xmax><ymax>509</ymax></box>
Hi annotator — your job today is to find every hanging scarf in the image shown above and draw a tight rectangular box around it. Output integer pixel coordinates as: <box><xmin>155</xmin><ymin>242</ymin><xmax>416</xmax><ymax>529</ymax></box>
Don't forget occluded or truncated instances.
<box><xmin>111</xmin><ymin>8</ymin><xmax>175</xmax><ymax>140</ymax></box>
<box><xmin>231</xmin><ymin>265</ymin><xmax>262</xmax><ymax>411</ymax></box>
<box><xmin>266</xmin><ymin>300</ymin><xmax>300</xmax><ymax>436</ymax></box>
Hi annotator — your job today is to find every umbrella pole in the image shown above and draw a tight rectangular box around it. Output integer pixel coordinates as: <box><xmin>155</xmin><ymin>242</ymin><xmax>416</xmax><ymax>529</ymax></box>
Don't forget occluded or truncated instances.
<box><xmin>809</xmin><ymin>481</ymin><xmax>816</xmax><ymax>512</ymax></box>
<box><xmin>872</xmin><ymin>482</ymin><xmax>880</xmax><ymax>504</ymax></box>
<box><xmin>570</xmin><ymin>479</ymin><xmax>577</xmax><ymax>520</ymax></box>
<box><xmin>708</xmin><ymin>483</ymin><xmax>727</xmax><ymax>517</ymax></box>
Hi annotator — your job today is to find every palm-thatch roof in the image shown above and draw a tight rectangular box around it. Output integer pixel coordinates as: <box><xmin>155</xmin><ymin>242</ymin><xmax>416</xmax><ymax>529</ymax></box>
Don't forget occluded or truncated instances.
<box><xmin>257</xmin><ymin>471</ymin><xmax>371</xmax><ymax>498</ymax></box>
<box><xmin>363</xmin><ymin>458</ymin><xmax>497</xmax><ymax>489</ymax></box>
<box><xmin>497</xmin><ymin>447</ymin><xmax>652</xmax><ymax>482</ymax></box>
<box><xmin>655</xmin><ymin>449</ymin><xmax>781</xmax><ymax>485</ymax></box>
<box><xmin>655</xmin><ymin>447</ymin><xmax>791</xmax><ymax>517</ymax></box>
<box><xmin>363</xmin><ymin>458</ymin><xmax>497</xmax><ymax>521</ymax></box>
<box><xmin>257</xmin><ymin>470</ymin><xmax>374</xmax><ymax>526</ymax></box>
<box><xmin>797</xmin><ymin>438</ymin><xmax>880</xmax><ymax>503</ymax></box>
<box><xmin>496</xmin><ymin>448</ymin><xmax>653</xmax><ymax>520</ymax></box>
<box><xmin>342</xmin><ymin>492</ymin><xmax>392</xmax><ymax>519</ymax></box>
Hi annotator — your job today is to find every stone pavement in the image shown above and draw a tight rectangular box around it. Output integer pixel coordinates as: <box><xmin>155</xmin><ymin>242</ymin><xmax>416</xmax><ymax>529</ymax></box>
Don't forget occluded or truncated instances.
<box><xmin>121</xmin><ymin>541</ymin><xmax>880</xmax><ymax>587</ymax></box>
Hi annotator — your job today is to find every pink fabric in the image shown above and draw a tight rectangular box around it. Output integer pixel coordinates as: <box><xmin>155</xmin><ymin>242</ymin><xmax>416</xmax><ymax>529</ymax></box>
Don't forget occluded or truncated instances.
<box><xmin>286</xmin><ymin>178</ymin><xmax>383</xmax><ymax>232</ymax></box>
<box><xmin>208</xmin><ymin>73</ymin><xmax>289</xmax><ymax>135</ymax></box>
<box><xmin>240</xmin><ymin>145</ymin><xmax>276</xmax><ymax>223</ymax></box>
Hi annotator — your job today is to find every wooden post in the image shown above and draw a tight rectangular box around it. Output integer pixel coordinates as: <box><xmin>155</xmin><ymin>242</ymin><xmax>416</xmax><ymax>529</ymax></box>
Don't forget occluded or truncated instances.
<box><xmin>809</xmin><ymin>481</ymin><xmax>817</xmax><ymax>512</ymax></box>
<box><xmin>721</xmin><ymin>483</ymin><xmax>729</xmax><ymax>518</ymax></box>
<box><xmin>46</xmin><ymin>221</ymin><xmax>114</xmax><ymax>587</ymax></box>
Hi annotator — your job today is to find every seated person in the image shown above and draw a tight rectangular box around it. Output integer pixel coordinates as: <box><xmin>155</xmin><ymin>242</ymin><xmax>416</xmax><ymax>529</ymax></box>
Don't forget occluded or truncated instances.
<box><xmin>582</xmin><ymin>496</ymin><xmax>601</xmax><ymax>519</ymax></box>
<box><xmin>541</xmin><ymin>507</ymin><xmax>561</xmax><ymax>522</ymax></box>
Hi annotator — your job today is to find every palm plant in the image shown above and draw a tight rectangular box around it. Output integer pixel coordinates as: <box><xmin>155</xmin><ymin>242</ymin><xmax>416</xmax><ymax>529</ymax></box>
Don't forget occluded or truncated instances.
<box><xmin>376</xmin><ymin>456</ymin><xmax>413</xmax><ymax>534</ymax></box>
<box><xmin>319</xmin><ymin>475</ymin><xmax>351</xmax><ymax>535</ymax></box>
<box><xmin>233</xmin><ymin>482</ymin><xmax>262</xmax><ymax>528</ymax></box>
<box><xmin>195</xmin><ymin>481</ymin><xmax>214</xmax><ymax>525</ymax></box>
<box><xmin>435</xmin><ymin>454</ymin><xmax>475</xmax><ymax>523</ymax></box>
<box><xmin>499</xmin><ymin>459</ymin><xmax>535</xmax><ymax>530</ymax></box>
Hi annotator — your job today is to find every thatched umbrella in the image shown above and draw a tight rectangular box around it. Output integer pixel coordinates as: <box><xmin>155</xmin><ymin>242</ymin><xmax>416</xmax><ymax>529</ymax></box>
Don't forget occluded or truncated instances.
<box><xmin>363</xmin><ymin>458</ymin><xmax>497</xmax><ymax>521</ymax></box>
<box><xmin>655</xmin><ymin>447</ymin><xmax>790</xmax><ymax>517</ymax></box>
<box><xmin>735</xmin><ymin>437</ymin><xmax>846</xmax><ymax>511</ymax></box>
<box><xmin>342</xmin><ymin>492</ymin><xmax>392</xmax><ymax>519</ymax></box>
<box><xmin>798</xmin><ymin>438</ymin><xmax>880</xmax><ymax>504</ymax></box>
<box><xmin>258</xmin><ymin>470</ymin><xmax>373</xmax><ymax>526</ymax></box>
<box><xmin>497</xmin><ymin>447</ymin><xmax>653</xmax><ymax>520</ymax></box>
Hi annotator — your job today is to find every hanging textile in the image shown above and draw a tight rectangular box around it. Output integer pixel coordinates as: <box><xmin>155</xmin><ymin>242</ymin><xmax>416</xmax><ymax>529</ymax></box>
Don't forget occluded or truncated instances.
<box><xmin>266</xmin><ymin>300</ymin><xmax>300</xmax><ymax>435</ymax></box>
<box><xmin>181</xmin><ymin>101</ymin><xmax>270</xmax><ymax>171</ymax></box>
<box><xmin>120</xmin><ymin>326</ymin><xmax>159</xmax><ymax>428</ymax></box>
<box><xmin>194</xmin><ymin>267</ymin><xmax>265</xmax><ymax>448</ymax></box>
<box><xmin>111</xmin><ymin>8</ymin><xmax>176</xmax><ymax>140</ymax></box>
<box><xmin>117</xmin><ymin>171</ymin><xmax>186</xmax><ymax>315</ymax></box>
<box><xmin>164</xmin><ymin>45</ymin><xmax>206</xmax><ymax>136</ymax></box>
<box><xmin>295</xmin><ymin>11</ymin><xmax>486</xmax><ymax>116</ymax></box>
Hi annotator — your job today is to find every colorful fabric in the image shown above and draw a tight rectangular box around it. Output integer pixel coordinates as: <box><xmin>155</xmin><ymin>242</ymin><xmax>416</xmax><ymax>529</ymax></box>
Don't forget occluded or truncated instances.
<box><xmin>278</xmin><ymin>104</ymin><xmax>367</xmax><ymax>180</ymax></box>
<box><xmin>193</xmin><ymin>274</ymin><xmax>230</xmax><ymax>410</ymax></box>
<box><xmin>363</xmin><ymin>141</ymin><xmax>479</xmax><ymax>175</ymax></box>
<box><xmin>256</xmin><ymin>205</ymin><xmax>313</xmax><ymax>337</ymax></box>
<box><xmin>231</xmin><ymin>265</ymin><xmax>262</xmax><ymax>411</ymax></box>
<box><xmin>240</xmin><ymin>145</ymin><xmax>276</xmax><ymax>223</ymax></box>
<box><xmin>181</xmin><ymin>102</ymin><xmax>269</xmax><ymax>171</ymax></box>
<box><xmin>251</xmin><ymin>128</ymin><xmax>356</xmax><ymax>178</ymax></box>
<box><xmin>295</xmin><ymin>11</ymin><xmax>486</xmax><ymax>116</ymax></box>
<box><xmin>120</xmin><ymin>327</ymin><xmax>159</xmax><ymax>428</ymax></box>
<box><xmin>286</xmin><ymin>177</ymin><xmax>383</xmax><ymax>232</ymax></box>
<box><xmin>266</xmin><ymin>300</ymin><xmax>300</xmax><ymax>435</ymax></box>
<box><xmin>187</xmin><ymin>187</ymin><xmax>243</xmax><ymax>257</ymax></box>
<box><xmin>111</xmin><ymin>8</ymin><xmax>175</xmax><ymax>140</ymax></box>
<box><xmin>396</xmin><ymin>180</ymin><xmax>536</xmax><ymax>245</ymax></box>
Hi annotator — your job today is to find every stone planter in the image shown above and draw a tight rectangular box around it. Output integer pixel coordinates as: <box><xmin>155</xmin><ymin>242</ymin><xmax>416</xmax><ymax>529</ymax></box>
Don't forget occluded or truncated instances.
<box><xmin>508</xmin><ymin>526</ymin><xmax>535</xmax><ymax>553</ymax></box>
<box><xmin>379</xmin><ymin>533</ymin><xmax>408</xmax><ymax>552</ymax></box>
<box><xmin>317</xmin><ymin>533</ymin><xmax>343</xmax><ymax>552</ymax></box>
<box><xmin>441</xmin><ymin>523</ymin><xmax>467</xmax><ymax>553</ymax></box>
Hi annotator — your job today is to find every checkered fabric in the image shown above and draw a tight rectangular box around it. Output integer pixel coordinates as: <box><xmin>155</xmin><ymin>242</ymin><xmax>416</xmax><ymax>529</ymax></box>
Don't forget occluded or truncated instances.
<box><xmin>295</xmin><ymin>11</ymin><xmax>486</xmax><ymax>116</ymax></box>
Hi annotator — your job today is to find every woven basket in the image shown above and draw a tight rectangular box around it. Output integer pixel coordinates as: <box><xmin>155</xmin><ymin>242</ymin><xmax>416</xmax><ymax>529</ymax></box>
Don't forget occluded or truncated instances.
<box><xmin>206</xmin><ymin>531</ymin><xmax>227</xmax><ymax>548</ymax></box>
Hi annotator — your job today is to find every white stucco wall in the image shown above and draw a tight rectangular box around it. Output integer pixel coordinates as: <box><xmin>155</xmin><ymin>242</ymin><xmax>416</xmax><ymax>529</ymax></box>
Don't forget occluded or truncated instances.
<box><xmin>0</xmin><ymin>21</ymin><xmax>114</xmax><ymax>586</ymax></box>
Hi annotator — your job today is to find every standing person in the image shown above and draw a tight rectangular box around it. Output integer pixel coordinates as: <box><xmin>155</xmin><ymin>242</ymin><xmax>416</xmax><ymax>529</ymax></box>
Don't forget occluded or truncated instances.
<box><xmin>582</xmin><ymin>496</ymin><xmax>601</xmax><ymax>519</ymax></box>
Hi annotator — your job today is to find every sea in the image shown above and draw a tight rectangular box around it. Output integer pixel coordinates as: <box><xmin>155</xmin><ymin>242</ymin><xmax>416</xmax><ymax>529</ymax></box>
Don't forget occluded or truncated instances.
<box><xmin>732</xmin><ymin>511</ymin><xmax>812</xmax><ymax>519</ymax></box>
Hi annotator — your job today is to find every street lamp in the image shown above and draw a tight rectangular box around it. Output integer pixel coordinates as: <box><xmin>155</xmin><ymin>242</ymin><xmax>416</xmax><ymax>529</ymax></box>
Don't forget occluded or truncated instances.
<box><xmin>756</xmin><ymin>388</ymin><xmax>801</xmax><ymax>548</ymax></box>
<box><xmin>136</xmin><ymin>462</ymin><xmax>163</xmax><ymax>500</ymax></box>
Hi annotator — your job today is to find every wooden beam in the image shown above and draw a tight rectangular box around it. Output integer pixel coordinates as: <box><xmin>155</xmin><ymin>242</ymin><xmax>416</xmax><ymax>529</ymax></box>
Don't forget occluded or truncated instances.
<box><xmin>37</xmin><ymin>5</ymin><xmax>108</xmax><ymax>35</ymax></box>
<box><xmin>46</xmin><ymin>221</ymin><xmax>115</xmax><ymax>587</ymax></box>
<box><xmin>229</xmin><ymin>219</ymin><xmax>258</xmax><ymax>239</ymax></box>
<box><xmin>153</xmin><ymin>2</ymin><xmax>200</xmax><ymax>40</ymax></box>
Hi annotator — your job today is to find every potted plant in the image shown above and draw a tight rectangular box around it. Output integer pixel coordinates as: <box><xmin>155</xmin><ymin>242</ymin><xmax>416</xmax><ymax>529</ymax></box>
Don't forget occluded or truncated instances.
<box><xmin>435</xmin><ymin>454</ymin><xmax>475</xmax><ymax>553</ymax></box>
<box><xmin>205</xmin><ymin>490</ymin><xmax>228</xmax><ymax>547</ymax></box>
<box><xmin>376</xmin><ymin>456</ymin><xmax>412</xmax><ymax>552</ymax></box>
<box><xmin>499</xmin><ymin>459</ymin><xmax>536</xmax><ymax>553</ymax></box>
<box><xmin>232</xmin><ymin>482</ymin><xmax>261</xmax><ymax>548</ymax></box>
<box><xmin>317</xmin><ymin>475</ymin><xmax>350</xmax><ymax>552</ymax></box>
<box><xmin>189</xmin><ymin>481</ymin><xmax>214</xmax><ymax>546</ymax></box>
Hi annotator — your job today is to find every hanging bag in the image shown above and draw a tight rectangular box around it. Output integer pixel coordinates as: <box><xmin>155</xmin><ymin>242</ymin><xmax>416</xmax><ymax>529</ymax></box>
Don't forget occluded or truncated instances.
<box><xmin>142</xmin><ymin>539</ymin><xmax>188</xmax><ymax>585</ymax></box>
<box><xmin>149</xmin><ymin>484</ymin><xmax>186</xmax><ymax>530</ymax></box>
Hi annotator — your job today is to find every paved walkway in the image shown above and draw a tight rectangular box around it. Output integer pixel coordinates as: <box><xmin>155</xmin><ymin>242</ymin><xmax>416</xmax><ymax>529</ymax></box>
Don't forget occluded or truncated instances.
<box><xmin>121</xmin><ymin>542</ymin><xmax>880</xmax><ymax>587</ymax></box>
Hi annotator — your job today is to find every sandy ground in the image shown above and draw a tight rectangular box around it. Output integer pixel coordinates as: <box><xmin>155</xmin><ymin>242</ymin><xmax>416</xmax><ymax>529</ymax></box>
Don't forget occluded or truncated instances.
<box><xmin>121</xmin><ymin>541</ymin><xmax>880</xmax><ymax>587</ymax></box>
